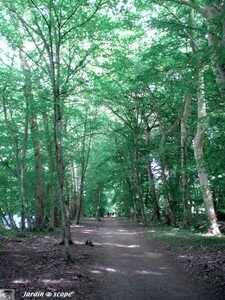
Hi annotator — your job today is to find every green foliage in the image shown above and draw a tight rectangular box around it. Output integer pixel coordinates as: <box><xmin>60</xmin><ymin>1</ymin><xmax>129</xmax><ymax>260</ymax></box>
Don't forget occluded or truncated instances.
<box><xmin>0</xmin><ymin>0</ymin><xmax>224</xmax><ymax>232</ymax></box>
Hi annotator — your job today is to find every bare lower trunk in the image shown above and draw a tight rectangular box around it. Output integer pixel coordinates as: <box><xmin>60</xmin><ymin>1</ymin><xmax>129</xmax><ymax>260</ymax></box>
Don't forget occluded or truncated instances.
<box><xmin>18</xmin><ymin>51</ymin><xmax>29</xmax><ymax>234</ymax></box>
<box><xmin>181</xmin><ymin>93</ymin><xmax>192</xmax><ymax>227</ymax></box>
<box><xmin>54</xmin><ymin>100</ymin><xmax>72</xmax><ymax>247</ymax></box>
<box><xmin>70</xmin><ymin>164</ymin><xmax>77</xmax><ymax>219</ymax></box>
<box><xmin>42</xmin><ymin>113</ymin><xmax>58</xmax><ymax>229</ymax></box>
<box><xmin>148</xmin><ymin>160</ymin><xmax>160</xmax><ymax>221</ymax></box>
<box><xmin>8</xmin><ymin>214</ymin><xmax>17</xmax><ymax>229</ymax></box>
<box><xmin>26</xmin><ymin>215</ymin><xmax>33</xmax><ymax>230</ymax></box>
<box><xmin>75</xmin><ymin>182</ymin><xmax>84</xmax><ymax>225</ymax></box>
<box><xmin>75</xmin><ymin>114</ymin><xmax>92</xmax><ymax>224</ymax></box>
<box><xmin>31</xmin><ymin>116</ymin><xmax>45</xmax><ymax>230</ymax></box>
<box><xmin>20</xmin><ymin>166</ymin><xmax>27</xmax><ymax>233</ymax></box>
<box><xmin>194</xmin><ymin>69</ymin><xmax>220</xmax><ymax>235</ymax></box>
<box><xmin>161</xmin><ymin>162</ymin><xmax>176</xmax><ymax>226</ymax></box>
<box><xmin>134</xmin><ymin>120</ymin><xmax>147</xmax><ymax>225</ymax></box>
<box><xmin>160</xmin><ymin>131</ymin><xmax>176</xmax><ymax>226</ymax></box>
<box><xmin>96</xmin><ymin>184</ymin><xmax>100</xmax><ymax>222</ymax></box>
<box><xmin>0</xmin><ymin>210</ymin><xmax>11</xmax><ymax>228</ymax></box>
<box><xmin>135</xmin><ymin>172</ymin><xmax>147</xmax><ymax>225</ymax></box>
<box><xmin>142</xmin><ymin>114</ymin><xmax>160</xmax><ymax>221</ymax></box>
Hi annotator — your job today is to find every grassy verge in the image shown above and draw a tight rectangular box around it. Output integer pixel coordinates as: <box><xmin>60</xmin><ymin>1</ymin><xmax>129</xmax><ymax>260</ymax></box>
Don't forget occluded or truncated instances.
<box><xmin>146</xmin><ymin>226</ymin><xmax>225</xmax><ymax>252</ymax></box>
<box><xmin>0</xmin><ymin>226</ymin><xmax>62</xmax><ymax>239</ymax></box>
<box><xmin>145</xmin><ymin>226</ymin><xmax>225</xmax><ymax>298</ymax></box>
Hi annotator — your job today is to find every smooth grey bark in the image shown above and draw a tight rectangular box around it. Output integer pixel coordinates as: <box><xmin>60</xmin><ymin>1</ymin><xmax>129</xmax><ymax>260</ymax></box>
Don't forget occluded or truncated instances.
<box><xmin>167</xmin><ymin>1</ymin><xmax>225</xmax><ymax>90</ymax></box>
<box><xmin>194</xmin><ymin>69</ymin><xmax>220</xmax><ymax>235</ymax></box>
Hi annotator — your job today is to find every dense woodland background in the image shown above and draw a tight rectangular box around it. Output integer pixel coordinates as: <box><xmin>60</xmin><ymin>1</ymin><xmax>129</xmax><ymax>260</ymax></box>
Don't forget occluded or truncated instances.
<box><xmin>0</xmin><ymin>0</ymin><xmax>225</xmax><ymax>253</ymax></box>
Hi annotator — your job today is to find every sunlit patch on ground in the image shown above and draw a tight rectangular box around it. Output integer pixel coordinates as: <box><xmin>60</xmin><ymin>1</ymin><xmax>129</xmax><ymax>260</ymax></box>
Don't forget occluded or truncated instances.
<box><xmin>94</xmin><ymin>242</ymin><xmax>140</xmax><ymax>248</ymax></box>
<box><xmin>12</xmin><ymin>279</ymin><xmax>30</xmax><ymax>284</ymax></box>
<box><xmin>41</xmin><ymin>279</ymin><xmax>74</xmax><ymax>284</ymax></box>
<box><xmin>90</xmin><ymin>270</ymin><xmax>102</xmax><ymax>274</ymax></box>
<box><xmin>135</xmin><ymin>270</ymin><xmax>162</xmax><ymax>275</ymax></box>
<box><xmin>122</xmin><ymin>252</ymin><xmax>161</xmax><ymax>259</ymax></box>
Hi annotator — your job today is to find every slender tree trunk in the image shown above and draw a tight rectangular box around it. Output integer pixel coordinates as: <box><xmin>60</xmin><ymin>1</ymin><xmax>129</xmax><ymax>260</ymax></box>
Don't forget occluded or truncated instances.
<box><xmin>148</xmin><ymin>162</ymin><xmax>160</xmax><ymax>221</ymax></box>
<box><xmin>54</xmin><ymin>98</ymin><xmax>72</xmax><ymax>246</ymax></box>
<box><xmin>20</xmin><ymin>52</ymin><xmax>45</xmax><ymax>231</ymax></box>
<box><xmin>194</xmin><ymin>69</ymin><xmax>220</xmax><ymax>235</ymax></box>
<box><xmin>160</xmin><ymin>131</ymin><xmax>176</xmax><ymax>226</ymax></box>
<box><xmin>2</xmin><ymin>90</ymin><xmax>25</xmax><ymax>233</ymax></box>
<box><xmin>181</xmin><ymin>93</ymin><xmax>192</xmax><ymax>227</ymax></box>
<box><xmin>70</xmin><ymin>164</ymin><xmax>77</xmax><ymax>219</ymax></box>
<box><xmin>75</xmin><ymin>110</ymin><xmax>92</xmax><ymax>224</ymax></box>
<box><xmin>142</xmin><ymin>115</ymin><xmax>160</xmax><ymax>221</ymax></box>
<box><xmin>19</xmin><ymin>165</ymin><xmax>27</xmax><ymax>233</ymax></box>
<box><xmin>0</xmin><ymin>210</ymin><xmax>11</xmax><ymax>229</ymax></box>
<box><xmin>133</xmin><ymin>119</ymin><xmax>147</xmax><ymax>225</ymax></box>
<box><xmin>161</xmin><ymin>161</ymin><xmax>176</xmax><ymax>226</ymax></box>
<box><xmin>51</xmin><ymin>37</ymin><xmax>73</xmax><ymax>256</ymax></box>
<box><xmin>8</xmin><ymin>214</ymin><xmax>18</xmax><ymax>229</ymax></box>
<box><xmin>31</xmin><ymin>116</ymin><xmax>45</xmax><ymax>230</ymax></box>
<box><xmin>42</xmin><ymin>112</ymin><xmax>59</xmax><ymax>229</ymax></box>
<box><xmin>96</xmin><ymin>184</ymin><xmax>101</xmax><ymax>222</ymax></box>
<box><xmin>18</xmin><ymin>51</ymin><xmax>30</xmax><ymax>234</ymax></box>
<box><xmin>0</xmin><ymin>210</ymin><xmax>6</xmax><ymax>228</ymax></box>
<box><xmin>26</xmin><ymin>215</ymin><xmax>33</xmax><ymax>230</ymax></box>
<box><xmin>75</xmin><ymin>177</ymin><xmax>84</xmax><ymax>225</ymax></box>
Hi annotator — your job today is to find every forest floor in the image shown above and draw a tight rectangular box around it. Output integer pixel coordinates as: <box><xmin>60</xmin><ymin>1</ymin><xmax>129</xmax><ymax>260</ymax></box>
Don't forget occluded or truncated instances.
<box><xmin>0</xmin><ymin>218</ymin><xmax>224</xmax><ymax>300</ymax></box>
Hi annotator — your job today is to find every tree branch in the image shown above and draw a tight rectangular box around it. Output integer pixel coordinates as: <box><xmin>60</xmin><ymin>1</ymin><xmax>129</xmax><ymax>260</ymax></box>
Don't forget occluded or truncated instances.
<box><xmin>163</xmin><ymin>0</ymin><xmax>206</xmax><ymax>18</ymax></box>
<box><xmin>2</xmin><ymin>33</ymin><xmax>48</xmax><ymax>75</ymax></box>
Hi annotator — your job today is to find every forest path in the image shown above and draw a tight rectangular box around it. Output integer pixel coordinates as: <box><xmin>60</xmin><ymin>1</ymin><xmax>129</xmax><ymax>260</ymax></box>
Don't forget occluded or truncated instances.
<box><xmin>73</xmin><ymin>217</ymin><xmax>212</xmax><ymax>300</ymax></box>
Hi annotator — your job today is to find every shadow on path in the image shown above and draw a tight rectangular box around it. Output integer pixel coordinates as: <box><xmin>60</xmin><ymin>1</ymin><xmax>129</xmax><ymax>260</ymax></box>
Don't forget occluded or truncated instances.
<box><xmin>73</xmin><ymin>217</ymin><xmax>214</xmax><ymax>300</ymax></box>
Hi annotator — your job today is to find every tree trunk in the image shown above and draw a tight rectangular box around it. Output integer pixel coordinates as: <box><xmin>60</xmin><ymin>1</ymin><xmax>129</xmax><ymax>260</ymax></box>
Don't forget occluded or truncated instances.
<box><xmin>194</xmin><ymin>69</ymin><xmax>220</xmax><ymax>235</ymax></box>
<box><xmin>52</xmin><ymin>37</ymin><xmax>73</xmax><ymax>255</ymax></box>
<box><xmin>8</xmin><ymin>214</ymin><xmax>18</xmax><ymax>229</ymax></box>
<box><xmin>181</xmin><ymin>93</ymin><xmax>192</xmax><ymax>227</ymax></box>
<box><xmin>0</xmin><ymin>210</ymin><xmax>11</xmax><ymax>229</ymax></box>
<box><xmin>161</xmin><ymin>161</ymin><xmax>176</xmax><ymax>226</ymax></box>
<box><xmin>42</xmin><ymin>112</ymin><xmax>58</xmax><ymax>229</ymax></box>
<box><xmin>148</xmin><ymin>162</ymin><xmax>160</xmax><ymax>221</ymax></box>
<box><xmin>172</xmin><ymin>2</ymin><xmax>225</xmax><ymax>90</ymax></box>
<box><xmin>142</xmin><ymin>115</ymin><xmax>160</xmax><ymax>221</ymax></box>
<box><xmin>96</xmin><ymin>184</ymin><xmax>101</xmax><ymax>222</ymax></box>
<box><xmin>19</xmin><ymin>51</ymin><xmax>45</xmax><ymax>231</ymax></box>
<box><xmin>204</xmin><ymin>4</ymin><xmax>225</xmax><ymax>89</ymax></box>
<box><xmin>18</xmin><ymin>51</ymin><xmax>30</xmax><ymax>235</ymax></box>
<box><xmin>160</xmin><ymin>129</ymin><xmax>176</xmax><ymax>226</ymax></box>
<box><xmin>133</xmin><ymin>118</ymin><xmax>147</xmax><ymax>225</ymax></box>
<box><xmin>75</xmin><ymin>109</ymin><xmax>92</xmax><ymax>224</ymax></box>
<box><xmin>31</xmin><ymin>116</ymin><xmax>45</xmax><ymax>230</ymax></box>
<box><xmin>70</xmin><ymin>164</ymin><xmax>77</xmax><ymax>219</ymax></box>
<box><xmin>54</xmin><ymin>99</ymin><xmax>72</xmax><ymax>246</ymax></box>
<box><xmin>75</xmin><ymin>179</ymin><xmax>84</xmax><ymax>225</ymax></box>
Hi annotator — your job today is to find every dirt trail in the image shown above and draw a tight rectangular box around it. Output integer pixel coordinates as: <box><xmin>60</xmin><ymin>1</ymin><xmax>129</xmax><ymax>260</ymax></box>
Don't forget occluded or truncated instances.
<box><xmin>0</xmin><ymin>218</ymin><xmax>217</xmax><ymax>299</ymax></box>
<box><xmin>74</xmin><ymin>217</ymin><xmax>213</xmax><ymax>300</ymax></box>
